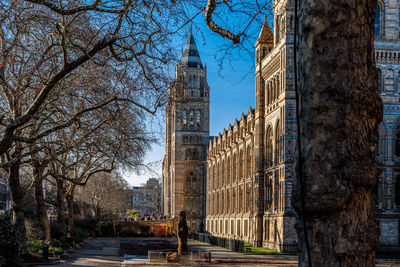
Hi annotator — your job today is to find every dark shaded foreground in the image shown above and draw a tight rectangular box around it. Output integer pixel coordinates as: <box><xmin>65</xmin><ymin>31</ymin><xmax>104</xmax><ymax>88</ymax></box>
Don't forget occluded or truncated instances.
<box><xmin>50</xmin><ymin>237</ymin><xmax>400</xmax><ymax>266</ymax></box>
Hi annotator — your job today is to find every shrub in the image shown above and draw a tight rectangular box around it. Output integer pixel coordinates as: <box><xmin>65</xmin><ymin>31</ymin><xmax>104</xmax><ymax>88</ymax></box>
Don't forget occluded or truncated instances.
<box><xmin>75</xmin><ymin>218</ymin><xmax>97</xmax><ymax>237</ymax></box>
<box><xmin>27</xmin><ymin>239</ymin><xmax>43</xmax><ymax>253</ymax></box>
<box><xmin>51</xmin><ymin>238</ymin><xmax>62</xmax><ymax>248</ymax></box>
<box><xmin>99</xmin><ymin>222</ymin><xmax>114</xmax><ymax>237</ymax></box>
<box><xmin>50</xmin><ymin>222</ymin><xmax>66</xmax><ymax>241</ymax></box>
<box><xmin>0</xmin><ymin>213</ymin><xmax>21</xmax><ymax>266</ymax></box>
<box><xmin>72</xmin><ymin>227</ymin><xmax>90</xmax><ymax>243</ymax></box>
<box><xmin>25</xmin><ymin>218</ymin><xmax>41</xmax><ymax>242</ymax></box>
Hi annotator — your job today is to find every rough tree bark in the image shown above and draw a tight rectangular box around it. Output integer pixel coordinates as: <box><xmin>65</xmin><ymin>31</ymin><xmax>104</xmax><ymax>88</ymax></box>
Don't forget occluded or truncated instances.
<box><xmin>33</xmin><ymin>162</ymin><xmax>51</xmax><ymax>244</ymax></box>
<box><xmin>66</xmin><ymin>193</ymin><xmax>75</xmax><ymax>233</ymax></box>
<box><xmin>56</xmin><ymin>178</ymin><xmax>66</xmax><ymax>231</ymax></box>
<box><xmin>292</xmin><ymin>0</ymin><xmax>382</xmax><ymax>266</ymax></box>
<box><xmin>8</xmin><ymin>143</ymin><xmax>27</xmax><ymax>254</ymax></box>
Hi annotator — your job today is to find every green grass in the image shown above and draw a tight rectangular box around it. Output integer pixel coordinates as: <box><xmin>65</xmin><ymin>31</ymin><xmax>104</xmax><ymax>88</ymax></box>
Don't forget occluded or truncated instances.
<box><xmin>190</xmin><ymin>239</ymin><xmax>296</xmax><ymax>256</ymax></box>
<box><xmin>243</xmin><ymin>242</ymin><xmax>293</xmax><ymax>255</ymax></box>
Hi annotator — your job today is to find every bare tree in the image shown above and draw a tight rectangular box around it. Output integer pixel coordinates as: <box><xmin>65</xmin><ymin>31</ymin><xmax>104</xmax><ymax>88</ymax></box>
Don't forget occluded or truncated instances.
<box><xmin>0</xmin><ymin>0</ymin><xmax>176</xmax><ymax>154</ymax></box>
<box><xmin>0</xmin><ymin>0</ymin><xmax>179</xmax><ymax>252</ymax></box>
<box><xmin>133</xmin><ymin>178</ymin><xmax>162</xmax><ymax>216</ymax></box>
<box><xmin>76</xmin><ymin>172</ymin><xmax>132</xmax><ymax>220</ymax></box>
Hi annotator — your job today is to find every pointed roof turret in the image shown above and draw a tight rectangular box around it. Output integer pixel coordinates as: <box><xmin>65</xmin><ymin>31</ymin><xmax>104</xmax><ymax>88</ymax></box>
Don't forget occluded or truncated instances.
<box><xmin>256</xmin><ymin>15</ymin><xmax>274</xmax><ymax>46</ymax></box>
<box><xmin>179</xmin><ymin>30</ymin><xmax>203</xmax><ymax>69</ymax></box>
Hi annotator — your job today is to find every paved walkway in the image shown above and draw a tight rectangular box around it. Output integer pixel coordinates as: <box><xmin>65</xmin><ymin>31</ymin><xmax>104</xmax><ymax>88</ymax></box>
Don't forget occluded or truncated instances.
<box><xmin>187</xmin><ymin>240</ymin><xmax>297</xmax><ymax>266</ymax></box>
<box><xmin>47</xmin><ymin>237</ymin><xmax>400</xmax><ymax>266</ymax></box>
<box><xmin>50</xmin><ymin>238</ymin><xmax>122</xmax><ymax>267</ymax></box>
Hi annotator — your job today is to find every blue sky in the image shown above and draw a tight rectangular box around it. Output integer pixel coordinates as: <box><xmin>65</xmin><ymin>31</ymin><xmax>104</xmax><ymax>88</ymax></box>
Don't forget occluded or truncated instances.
<box><xmin>123</xmin><ymin>13</ymin><xmax>263</xmax><ymax>186</ymax></box>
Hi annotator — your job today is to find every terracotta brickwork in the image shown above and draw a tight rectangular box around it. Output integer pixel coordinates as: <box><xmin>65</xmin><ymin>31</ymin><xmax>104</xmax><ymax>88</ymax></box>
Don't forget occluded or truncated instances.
<box><xmin>162</xmin><ymin>32</ymin><xmax>210</xmax><ymax>232</ymax></box>
<box><xmin>205</xmin><ymin>0</ymin><xmax>298</xmax><ymax>252</ymax></box>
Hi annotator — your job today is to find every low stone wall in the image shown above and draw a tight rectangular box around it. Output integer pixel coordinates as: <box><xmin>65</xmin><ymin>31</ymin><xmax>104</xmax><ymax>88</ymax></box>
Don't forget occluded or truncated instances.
<box><xmin>148</xmin><ymin>249</ymin><xmax>211</xmax><ymax>264</ymax></box>
<box><xmin>99</xmin><ymin>219</ymin><xmax>178</xmax><ymax>237</ymax></box>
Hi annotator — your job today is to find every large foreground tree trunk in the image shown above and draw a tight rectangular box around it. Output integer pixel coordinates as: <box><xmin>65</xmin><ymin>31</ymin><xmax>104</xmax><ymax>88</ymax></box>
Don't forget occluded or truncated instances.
<box><xmin>33</xmin><ymin>162</ymin><xmax>51</xmax><ymax>244</ymax></box>
<box><xmin>293</xmin><ymin>0</ymin><xmax>382</xmax><ymax>266</ymax></box>
<box><xmin>8</xmin><ymin>145</ymin><xmax>27</xmax><ymax>254</ymax></box>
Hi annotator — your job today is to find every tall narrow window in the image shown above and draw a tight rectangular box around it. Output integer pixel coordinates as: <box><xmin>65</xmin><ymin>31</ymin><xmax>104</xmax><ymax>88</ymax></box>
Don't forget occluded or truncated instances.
<box><xmin>375</xmin><ymin>5</ymin><xmax>381</xmax><ymax>37</ymax></box>
<box><xmin>189</xmin><ymin>75</ymin><xmax>195</xmax><ymax>88</ymax></box>
<box><xmin>246</xmin><ymin>149</ymin><xmax>252</xmax><ymax>178</ymax></box>
<box><xmin>275</xmin><ymin>121</ymin><xmax>281</xmax><ymax>164</ymax></box>
<box><xmin>378</xmin><ymin>69</ymin><xmax>382</xmax><ymax>93</ymax></box>
<box><xmin>397</xmin><ymin>71</ymin><xmax>400</xmax><ymax>94</ymax></box>
<box><xmin>395</xmin><ymin>175</ymin><xmax>400</xmax><ymax>206</ymax></box>
<box><xmin>266</xmin><ymin>127</ymin><xmax>273</xmax><ymax>167</ymax></box>
<box><xmin>239</xmin><ymin>151</ymin><xmax>244</xmax><ymax>179</ymax></box>
<box><xmin>374</xmin><ymin>177</ymin><xmax>379</xmax><ymax>206</ymax></box>
<box><xmin>276</xmin><ymin>15</ymin><xmax>280</xmax><ymax>43</ymax></box>
<box><xmin>396</xmin><ymin>124</ymin><xmax>400</xmax><ymax>156</ymax></box>
<box><xmin>195</xmin><ymin>110</ymin><xmax>201</xmax><ymax>125</ymax></box>
<box><xmin>183</xmin><ymin>111</ymin><xmax>187</xmax><ymax>125</ymax></box>
<box><xmin>186</xmin><ymin>172</ymin><xmax>197</xmax><ymax>193</ymax></box>
<box><xmin>189</xmin><ymin>110</ymin><xmax>194</xmax><ymax>125</ymax></box>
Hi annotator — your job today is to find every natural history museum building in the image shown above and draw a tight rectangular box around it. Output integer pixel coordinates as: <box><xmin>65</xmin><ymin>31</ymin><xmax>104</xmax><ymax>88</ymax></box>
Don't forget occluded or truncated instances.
<box><xmin>163</xmin><ymin>0</ymin><xmax>400</xmax><ymax>252</ymax></box>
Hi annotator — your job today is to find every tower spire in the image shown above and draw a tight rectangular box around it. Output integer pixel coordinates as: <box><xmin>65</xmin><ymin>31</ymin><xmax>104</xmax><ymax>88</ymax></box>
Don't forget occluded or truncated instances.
<box><xmin>179</xmin><ymin>32</ymin><xmax>203</xmax><ymax>69</ymax></box>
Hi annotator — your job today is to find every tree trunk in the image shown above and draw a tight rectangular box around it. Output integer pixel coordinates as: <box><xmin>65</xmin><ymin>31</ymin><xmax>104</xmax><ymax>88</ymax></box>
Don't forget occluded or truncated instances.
<box><xmin>56</xmin><ymin>178</ymin><xmax>66</xmax><ymax>230</ymax></box>
<box><xmin>8</xmin><ymin>146</ymin><xmax>27</xmax><ymax>255</ymax></box>
<box><xmin>293</xmin><ymin>0</ymin><xmax>382</xmax><ymax>266</ymax></box>
<box><xmin>67</xmin><ymin>193</ymin><xmax>75</xmax><ymax>233</ymax></box>
<box><xmin>33</xmin><ymin>162</ymin><xmax>51</xmax><ymax>244</ymax></box>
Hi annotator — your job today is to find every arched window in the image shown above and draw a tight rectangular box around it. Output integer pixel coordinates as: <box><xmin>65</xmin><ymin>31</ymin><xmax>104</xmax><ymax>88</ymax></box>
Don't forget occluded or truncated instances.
<box><xmin>186</xmin><ymin>172</ymin><xmax>198</xmax><ymax>193</ymax></box>
<box><xmin>266</xmin><ymin>127</ymin><xmax>273</xmax><ymax>167</ymax></box>
<box><xmin>375</xmin><ymin>5</ymin><xmax>381</xmax><ymax>37</ymax></box>
<box><xmin>395</xmin><ymin>124</ymin><xmax>400</xmax><ymax>156</ymax></box>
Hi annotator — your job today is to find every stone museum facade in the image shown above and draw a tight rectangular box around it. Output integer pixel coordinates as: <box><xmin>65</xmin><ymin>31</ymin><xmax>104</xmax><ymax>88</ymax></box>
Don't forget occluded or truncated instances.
<box><xmin>162</xmin><ymin>32</ymin><xmax>209</xmax><ymax>232</ymax></box>
<box><xmin>374</xmin><ymin>0</ymin><xmax>400</xmax><ymax>249</ymax></box>
<box><xmin>163</xmin><ymin>0</ymin><xmax>400</xmax><ymax>252</ymax></box>
<box><xmin>206</xmin><ymin>0</ymin><xmax>298</xmax><ymax>252</ymax></box>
